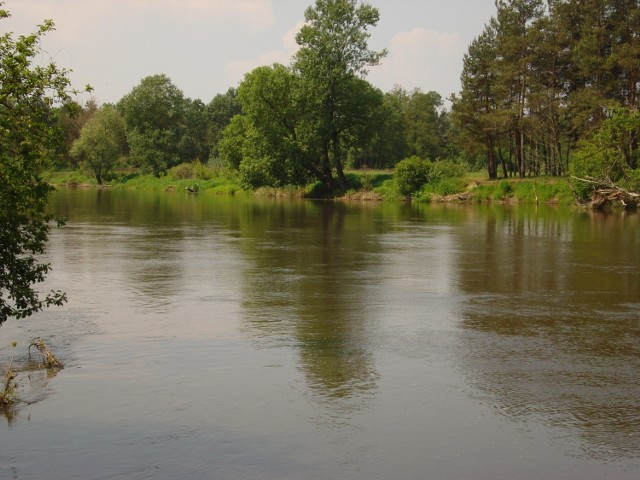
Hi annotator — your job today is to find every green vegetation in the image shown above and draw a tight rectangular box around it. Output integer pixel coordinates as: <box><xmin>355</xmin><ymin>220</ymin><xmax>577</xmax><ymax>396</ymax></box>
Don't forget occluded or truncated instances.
<box><xmin>0</xmin><ymin>6</ymin><xmax>87</xmax><ymax>325</ymax></box>
<box><xmin>52</xmin><ymin>1</ymin><xmax>637</xmax><ymax>207</ymax></box>
<box><xmin>70</xmin><ymin>105</ymin><xmax>127</xmax><ymax>184</ymax></box>
<box><xmin>4</xmin><ymin>0</ymin><xmax>639</xmax><ymax>216</ymax></box>
<box><xmin>452</xmin><ymin>0</ymin><xmax>639</xmax><ymax>191</ymax></box>
<box><xmin>465</xmin><ymin>178</ymin><xmax>575</xmax><ymax>205</ymax></box>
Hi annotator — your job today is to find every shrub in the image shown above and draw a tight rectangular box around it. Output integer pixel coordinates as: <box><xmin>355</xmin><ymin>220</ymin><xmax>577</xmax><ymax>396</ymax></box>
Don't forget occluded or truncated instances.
<box><xmin>170</xmin><ymin>162</ymin><xmax>195</xmax><ymax>180</ymax></box>
<box><xmin>193</xmin><ymin>160</ymin><xmax>214</xmax><ymax>180</ymax></box>
<box><xmin>394</xmin><ymin>156</ymin><xmax>431</xmax><ymax>195</ymax></box>
<box><xmin>238</xmin><ymin>156</ymin><xmax>280</xmax><ymax>189</ymax></box>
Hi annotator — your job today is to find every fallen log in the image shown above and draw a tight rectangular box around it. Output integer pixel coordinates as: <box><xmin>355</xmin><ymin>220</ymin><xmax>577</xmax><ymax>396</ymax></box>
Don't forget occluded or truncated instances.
<box><xmin>571</xmin><ymin>176</ymin><xmax>640</xmax><ymax>209</ymax></box>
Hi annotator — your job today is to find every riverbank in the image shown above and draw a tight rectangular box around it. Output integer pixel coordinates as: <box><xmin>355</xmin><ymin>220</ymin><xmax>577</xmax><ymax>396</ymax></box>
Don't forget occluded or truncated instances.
<box><xmin>43</xmin><ymin>169</ymin><xmax>637</xmax><ymax>209</ymax></box>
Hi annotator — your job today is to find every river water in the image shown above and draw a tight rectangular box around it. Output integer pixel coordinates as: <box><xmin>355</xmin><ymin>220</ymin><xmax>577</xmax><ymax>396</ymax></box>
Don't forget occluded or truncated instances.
<box><xmin>1</xmin><ymin>189</ymin><xmax>639</xmax><ymax>479</ymax></box>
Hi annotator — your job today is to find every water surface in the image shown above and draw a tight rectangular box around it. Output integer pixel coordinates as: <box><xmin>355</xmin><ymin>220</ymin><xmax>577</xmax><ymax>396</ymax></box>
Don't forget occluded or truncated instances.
<box><xmin>1</xmin><ymin>189</ymin><xmax>639</xmax><ymax>479</ymax></box>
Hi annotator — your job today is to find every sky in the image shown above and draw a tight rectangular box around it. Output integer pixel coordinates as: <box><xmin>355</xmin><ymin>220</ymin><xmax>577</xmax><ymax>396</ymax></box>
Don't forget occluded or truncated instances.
<box><xmin>2</xmin><ymin>0</ymin><xmax>498</xmax><ymax>105</ymax></box>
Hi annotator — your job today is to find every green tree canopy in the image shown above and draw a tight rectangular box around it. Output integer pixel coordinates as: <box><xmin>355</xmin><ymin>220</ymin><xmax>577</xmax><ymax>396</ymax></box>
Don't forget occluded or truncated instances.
<box><xmin>206</xmin><ymin>88</ymin><xmax>241</xmax><ymax>161</ymax></box>
<box><xmin>220</xmin><ymin>1</ymin><xmax>387</xmax><ymax>192</ymax></box>
<box><xmin>227</xmin><ymin>64</ymin><xmax>311</xmax><ymax>188</ymax></box>
<box><xmin>71</xmin><ymin>105</ymin><xmax>127</xmax><ymax>184</ymax></box>
<box><xmin>453</xmin><ymin>0</ymin><xmax>639</xmax><ymax>183</ymax></box>
<box><xmin>293</xmin><ymin>0</ymin><xmax>387</xmax><ymax>190</ymax></box>
<box><xmin>118</xmin><ymin>74</ymin><xmax>189</xmax><ymax>176</ymax></box>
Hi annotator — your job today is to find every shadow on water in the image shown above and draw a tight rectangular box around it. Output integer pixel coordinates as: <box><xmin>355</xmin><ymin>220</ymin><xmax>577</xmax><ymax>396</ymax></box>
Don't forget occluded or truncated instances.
<box><xmin>453</xmin><ymin>206</ymin><xmax>640</xmax><ymax>460</ymax></box>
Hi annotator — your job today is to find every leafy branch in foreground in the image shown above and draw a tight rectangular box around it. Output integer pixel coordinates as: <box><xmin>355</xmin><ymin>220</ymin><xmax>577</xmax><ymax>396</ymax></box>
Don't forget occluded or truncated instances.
<box><xmin>1</xmin><ymin>4</ymin><xmax>88</xmax><ymax>325</ymax></box>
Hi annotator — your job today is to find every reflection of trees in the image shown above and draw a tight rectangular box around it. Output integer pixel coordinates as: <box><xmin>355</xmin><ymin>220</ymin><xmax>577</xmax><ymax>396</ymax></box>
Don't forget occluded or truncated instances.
<box><xmin>455</xmin><ymin>207</ymin><xmax>640</xmax><ymax>459</ymax></box>
<box><xmin>51</xmin><ymin>189</ymin><xmax>213</xmax><ymax>314</ymax></box>
<box><xmin>238</xmin><ymin>200</ymin><xmax>383</xmax><ymax>410</ymax></box>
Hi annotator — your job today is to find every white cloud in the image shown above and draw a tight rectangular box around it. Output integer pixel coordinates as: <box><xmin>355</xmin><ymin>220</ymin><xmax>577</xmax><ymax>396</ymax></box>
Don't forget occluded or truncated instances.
<box><xmin>227</xmin><ymin>20</ymin><xmax>304</xmax><ymax>85</ymax></box>
<box><xmin>370</xmin><ymin>27</ymin><xmax>463</xmax><ymax>97</ymax></box>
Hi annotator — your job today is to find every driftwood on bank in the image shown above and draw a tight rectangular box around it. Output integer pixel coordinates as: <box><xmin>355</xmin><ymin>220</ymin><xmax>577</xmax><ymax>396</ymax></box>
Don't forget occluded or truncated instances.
<box><xmin>571</xmin><ymin>176</ymin><xmax>640</xmax><ymax>209</ymax></box>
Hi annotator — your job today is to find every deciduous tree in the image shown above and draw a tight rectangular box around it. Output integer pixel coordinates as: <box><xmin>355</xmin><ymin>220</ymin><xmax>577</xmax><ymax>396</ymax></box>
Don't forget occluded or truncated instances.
<box><xmin>293</xmin><ymin>0</ymin><xmax>386</xmax><ymax>191</ymax></box>
<box><xmin>118</xmin><ymin>74</ymin><xmax>188</xmax><ymax>176</ymax></box>
<box><xmin>71</xmin><ymin>105</ymin><xmax>126</xmax><ymax>184</ymax></box>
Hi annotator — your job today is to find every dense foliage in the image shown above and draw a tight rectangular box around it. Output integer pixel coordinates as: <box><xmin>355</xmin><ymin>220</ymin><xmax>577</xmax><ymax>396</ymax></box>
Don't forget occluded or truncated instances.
<box><xmin>452</xmin><ymin>0</ymin><xmax>639</xmax><ymax>185</ymax></box>
<box><xmin>31</xmin><ymin>0</ymin><xmax>639</xmax><ymax>201</ymax></box>
<box><xmin>219</xmin><ymin>0</ymin><xmax>389</xmax><ymax>191</ymax></box>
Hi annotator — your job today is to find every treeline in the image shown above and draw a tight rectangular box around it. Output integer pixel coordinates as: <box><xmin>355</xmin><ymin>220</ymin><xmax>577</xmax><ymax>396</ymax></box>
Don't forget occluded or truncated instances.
<box><xmin>452</xmin><ymin>0</ymin><xmax>639</xmax><ymax>184</ymax></box>
<box><xmin>55</xmin><ymin>78</ymin><xmax>241</xmax><ymax>184</ymax></box>
<box><xmin>55</xmin><ymin>0</ymin><xmax>639</xmax><ymax>197</ymax></box>
<box><xmin>57</xmin><ymin>0</ymin><xmax>453</xmax><ymax>192</ymax></box>
<box><xmin>56</xmin><ymin>77</ymin><xmax>452</xmax><ymax>186</ymax></box>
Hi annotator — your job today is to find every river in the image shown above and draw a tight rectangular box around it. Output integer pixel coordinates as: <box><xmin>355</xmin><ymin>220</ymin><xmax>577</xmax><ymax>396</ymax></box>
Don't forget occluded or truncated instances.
<box><xmin>1</xmin><ymin>189</ymin><xmax>639</xmax><ymax>479</ymax></box>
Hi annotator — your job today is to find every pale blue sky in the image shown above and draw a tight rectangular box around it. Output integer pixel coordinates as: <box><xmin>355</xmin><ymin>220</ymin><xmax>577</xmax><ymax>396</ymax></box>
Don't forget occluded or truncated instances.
<box><xmin>2</xmin><ymin>0</ymin><xmax>497</xmax><ymax>104</ymax></box>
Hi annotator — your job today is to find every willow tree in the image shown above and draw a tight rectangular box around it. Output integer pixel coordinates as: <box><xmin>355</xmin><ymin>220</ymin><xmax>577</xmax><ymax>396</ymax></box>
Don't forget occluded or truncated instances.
<box><xmin>293</xmin><ymin>0</ymin><xmax>386</xmax><ymax>191</ymax></box>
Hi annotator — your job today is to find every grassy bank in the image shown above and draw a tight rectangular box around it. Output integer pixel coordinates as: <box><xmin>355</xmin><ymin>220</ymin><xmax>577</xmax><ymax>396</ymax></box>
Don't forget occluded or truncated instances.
<box><xmin>44</xmin><ymin>168</ymin><xmax>580</xmax><ymax>206</ymax></box>
<box><xmin>344</xmin><ymin>169</ymin><xmax>577</xmax><ymax>206</ymax></box>
<box><xmin>413</xmin><ymin>177</ymin><xmax>577</xmax><ymax>206</ymax></box>
<box><xmin>43</xmin><ymin>169</ymin><xmax>246</xmax><ymax>196</ymax></box>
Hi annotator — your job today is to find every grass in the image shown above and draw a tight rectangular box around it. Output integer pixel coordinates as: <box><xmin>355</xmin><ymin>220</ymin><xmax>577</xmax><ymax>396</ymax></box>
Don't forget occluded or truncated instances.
<box><xmin>42</xmin><ymin>169</ymin><xmax>96</xmax><ymax>186</ymax></box>
<box><xmin>467</xmin><ymin>177</ymin><xmax>576</xmax><ymax>205</ymax></box>
<box><xmin>46</xmin><ymin>166</ymin><xmax>578</xmax><ymax>206</ymax></box>
<box><xmin>46</xmin><ymin>168</ymin><xmax>245</xmax><ymax>195</ymax></box>
<box><xmin>408</xmin><ymin>173</ymin><xmax>577</xmax><ymax>206</ymax></box>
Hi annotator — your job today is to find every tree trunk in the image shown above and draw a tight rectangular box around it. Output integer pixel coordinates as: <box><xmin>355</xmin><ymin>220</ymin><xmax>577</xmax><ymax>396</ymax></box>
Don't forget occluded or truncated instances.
<box><xmin>487</xmin><ymin>134</ymin><xmax>497</xmax><ymax>179</ymax></box>
<box><xmin>320</xmin><ymin>140</ymin><xmax>336</xmax><ymax>191</ymax></box>
<box><xmin>332</xmin><ymin>131</ymin><xmax>348</xmax><ymax>190</ymax></box>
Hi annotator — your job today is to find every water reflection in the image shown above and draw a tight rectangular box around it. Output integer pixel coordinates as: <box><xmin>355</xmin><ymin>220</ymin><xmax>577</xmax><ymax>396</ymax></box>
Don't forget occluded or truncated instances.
<box><xmin>454</xmin><ymin>207</ymin><xmax>640</xmax><ymax>459</ymax></box>
<box><xmin>5</xmin><ymin>189</ymin><xmax>636</xmax><ymax>477</ymax></box>
<box><xmin>237</xmin><ymin>201</ymin><xmax>382</xmax><ymax>411</ymax></box>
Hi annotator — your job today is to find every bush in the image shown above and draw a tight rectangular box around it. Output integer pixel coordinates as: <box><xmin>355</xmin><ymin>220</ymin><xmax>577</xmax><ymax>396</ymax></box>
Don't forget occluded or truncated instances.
<box><xmin>238</xmin><ymin>156</ymin><xmax>281</xmax><ymax>189</ymax></box>
<box><xmin>170</xmin><ymin>162</ymin><xmax>195</xmax><ymax>180</ymax></box>
<box><xmin>394</xmin><ymin>156</ymin><xmax>431</xmax><ymax>195</ymax></box>
<box><xmin>570</xmin><ymin>105</ymin><xmax>640</xmax><ymax>199</ymax></box>
<box><xmin>395</xmin><ymin>158</ymin><xmax>468</xmax><ymax>196</ymax></box>
<box><xmin>193</xmin><ymin>160</ymin><xmax>213</xmax><ymax>180</ymax></box>
<box><xmin>169</xmin><ymin>160</ymin><xmax>215</xmax><ymax>181</ymax></box>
